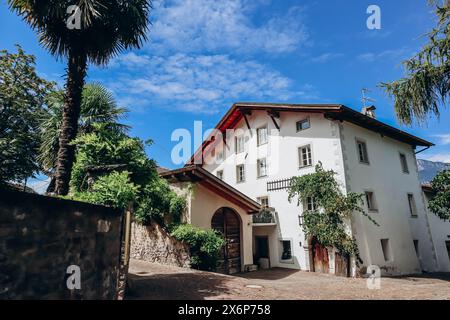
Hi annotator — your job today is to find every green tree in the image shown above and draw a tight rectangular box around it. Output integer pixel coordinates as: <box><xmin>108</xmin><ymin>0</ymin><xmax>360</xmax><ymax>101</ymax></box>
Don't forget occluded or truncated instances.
<box><xmin>68</xmin><ymin>124</ymin><xmax>186</xmax><ymax>225</ymax></box>
<box><xmin>287</xmin><ymin>163</ymin><xmax>378</xmax><ymax>259</ymax></box>
<box><xmin>428</xmin><ymin>169</ymin><xmax>450</xmax><ymax>221</ymax></box>
<box><xmin>381</xmin><ymin>1</ymin><xmax>449</xmax><ymax>125</ymax></box>
<box><xmin>39</xmin><ymin>83</ymin><xmax>129</xmax><ymax>192</ymax></box>
<box><xmin>0</xmin><ymin>45</ymin><xmax>54</xmax><ymax>184</ymax></box>
<box><xmin>8</xmin><ymin>0</ymin><xmax>151</xmax><ymax>195</ymax></box>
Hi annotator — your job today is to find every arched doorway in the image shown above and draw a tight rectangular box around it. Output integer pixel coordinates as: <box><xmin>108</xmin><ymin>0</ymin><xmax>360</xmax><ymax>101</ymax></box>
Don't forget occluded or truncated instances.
<box><xmin>310</xmin><ymin>236</ymin><xmax>329</xmax><ymax>273</ymax></box>
<box><xmin>211</xmin><ymin>207</ymin><xmax>241</xmax><ymax>274</ymax></box>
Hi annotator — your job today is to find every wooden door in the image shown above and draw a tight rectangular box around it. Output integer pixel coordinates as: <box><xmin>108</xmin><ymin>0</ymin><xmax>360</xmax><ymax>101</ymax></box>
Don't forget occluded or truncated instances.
<box><xmin>311</xmin><ymin>236</ymin><xmax>329</xmax><ymax>273</ymax></box>
<box><xmin>212</xmin><ymin>208</ymin><xmax>241</xmax><ymax>274</ymax></box>
<box><xmin>334</xmin><ymin>252</ymin><xmax>350</xmax><ymax>277</ymax></box>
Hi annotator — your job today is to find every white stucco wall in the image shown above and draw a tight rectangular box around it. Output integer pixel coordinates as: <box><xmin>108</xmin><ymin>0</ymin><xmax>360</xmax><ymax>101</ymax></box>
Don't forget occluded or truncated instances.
<box><xmin>423</xmin><ymin>191</ymin><xmax>450</xmax><ymax>272</ymax></box>
<box><xmin>339</xmin><ymin>121</ymin><xmax>435</xmax><ymax>275</ymax></box>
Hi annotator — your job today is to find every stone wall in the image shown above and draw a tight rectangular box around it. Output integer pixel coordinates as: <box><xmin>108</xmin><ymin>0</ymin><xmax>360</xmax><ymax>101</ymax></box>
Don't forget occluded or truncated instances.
<box><xmin>0</xmin><ymin>189</ymin><xmax>123</xmax><ymax>299</ymax></box>
<box><xmin>131</xmin><ymin>221</ymin><xmax>190</xmax><ymax>268</ymax></box>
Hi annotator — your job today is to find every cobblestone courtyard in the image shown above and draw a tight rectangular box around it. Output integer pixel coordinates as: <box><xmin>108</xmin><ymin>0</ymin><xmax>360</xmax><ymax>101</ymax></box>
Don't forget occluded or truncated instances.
<box><xmin>127</xmin><ymin>259</ymin><xmax>450</xmax><ymax>300</ymax></box>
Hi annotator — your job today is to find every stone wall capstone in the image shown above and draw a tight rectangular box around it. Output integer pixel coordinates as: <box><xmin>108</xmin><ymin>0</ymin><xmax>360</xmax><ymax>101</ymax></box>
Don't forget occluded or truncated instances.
<box><xmin>0</xmin><ymin>189</ymin><xmax>123</xmax><ymax>299</ymax></box>
<box><xmin>131</xmin><ymin>221</ymin><xmax>190</xmax><ymax>268</ymax></box>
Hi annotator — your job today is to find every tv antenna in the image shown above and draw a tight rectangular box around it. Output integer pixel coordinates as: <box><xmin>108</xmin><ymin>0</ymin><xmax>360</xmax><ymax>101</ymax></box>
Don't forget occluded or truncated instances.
<box><xmin>361</xmin><ymin>88</ymin><xmax>375</xmax><ymax>108</ymax></box>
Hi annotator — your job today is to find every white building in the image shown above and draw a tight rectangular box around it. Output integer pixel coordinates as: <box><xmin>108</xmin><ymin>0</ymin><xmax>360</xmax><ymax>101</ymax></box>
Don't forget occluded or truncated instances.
<box><xmin>422</xmin><ymin>184</ymin><xmax>450</xmax><ymax>272</ymax></box>
<box><xmin>181</xmin><ymin>102</ymin><xmax>447</xmax><ymax>276</ymax></box>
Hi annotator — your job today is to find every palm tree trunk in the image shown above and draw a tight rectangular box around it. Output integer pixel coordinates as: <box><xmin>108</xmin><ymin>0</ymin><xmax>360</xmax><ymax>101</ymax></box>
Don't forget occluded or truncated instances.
<box><xmin>54</xmin><ymin>50</ymin><xmax>87</xmax><ymax>195</ymax></box>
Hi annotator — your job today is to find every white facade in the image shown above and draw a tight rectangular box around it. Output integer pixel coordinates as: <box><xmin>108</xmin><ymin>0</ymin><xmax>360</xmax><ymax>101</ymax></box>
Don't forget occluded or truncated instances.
<box><xmin>422</xmin><ymin>188</ymin><xmax>450</xmax><ymax>272</ymax></box>
<box><xmin>200</xmin><ymin>106</ymin><xmax>444</xmax><ymax>276</ymax></box>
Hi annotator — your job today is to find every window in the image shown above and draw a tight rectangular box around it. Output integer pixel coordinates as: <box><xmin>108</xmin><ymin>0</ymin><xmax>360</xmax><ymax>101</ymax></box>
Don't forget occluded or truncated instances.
<box><xmin>280</xmin><ymin>240</ymin><xmax>292</xmax><ymax>261</ymax></box>
<box><xmin>216</xmin><ymin>170</ymin><xmax>223</xmax><ymax>180</ymax></box>
<box><xmin>216</xmin><ymin>149</ymin><xmax>224</xmax><ymax>162</ymax></box>
<box><xmin>235</xmin><ymin>136</ymin><xmax>245</xmax><ymax>154</ymax></box>
<box><xmin>257</xmin><ymin>126</ymin><xmax>268</xmax><ymax>145</ymax></box>
<box><xmin>356</xmin><ymin>139</ymin><xmax>369</xmax><ymax>164</ymax></box>
<box><xmin>408</xmin><ymin>193</ymin><xmax>417</xmax><ymax>217</ymax></box>
<box><xmin>257</xmin><ymin>158</ymin><xmax>267</xmax><ymax>177</ymax></box>
<box><xmin>236</xmin><ymin>164</ymin><xmax>245</xmax><ymax>183</ymax></box>
<box><xmin>298</xmin><ymin>145</ymin><xmax>312</xmax><ymax>168</ymax></box>
<box><xmin>446</xmin><ymin>241</ymin><xmax>450</xmax><ymax>261</ymax></box>
<box><xmin>380</xmin><ymin>239</ymin><xmax>392</xmax><ymax>262</ymax></box>
<box><xmin>211</xmin><ymin>147</ymin><xmax>215</xmax><ymax>157</ymax></box>
<box><xmin>365</xmin><ymin>191</ymin><xmax>378</xmax><ymax>212</ymax></box>
<box><xmin>296</xmin><ymin>118</ymin><xmax>310</xmax><ymax>132</ymax></box>
<box><xmin>413</xmin><ymin>240</ymin><xmax>420</xmax><ymax>258</ymax></box>
<box><xmin>257</xmin><ymin>196</ymin><xmax>269</xmax><ymax>207</ymax></box>
<box><xmin>304</xmin><ymin>197</ymin><xmax>317</xmax><ymax>211</ymax></box>
<box><xmin>400</xmin><ymin>153</ymin><xmax>409</xmax><ymax>173</ymax></box>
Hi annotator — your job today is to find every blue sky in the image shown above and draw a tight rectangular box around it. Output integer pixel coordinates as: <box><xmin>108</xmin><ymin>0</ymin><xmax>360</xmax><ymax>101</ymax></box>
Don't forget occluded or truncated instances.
<box><xmin>1</xmin><ymin>0</ymin><xmax>450</xmax><ymax>172</ymax></box>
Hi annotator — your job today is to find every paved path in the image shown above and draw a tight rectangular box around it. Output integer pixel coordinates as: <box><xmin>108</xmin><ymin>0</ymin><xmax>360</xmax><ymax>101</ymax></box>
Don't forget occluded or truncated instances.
<box><xmin>127</xmin><ymin>259</ymin><xmax>450</xmax><ymax>300</ymax></box>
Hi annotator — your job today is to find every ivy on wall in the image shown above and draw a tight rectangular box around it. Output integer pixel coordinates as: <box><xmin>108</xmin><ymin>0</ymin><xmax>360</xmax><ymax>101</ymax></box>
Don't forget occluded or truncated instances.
<box><xmin>288</xmin><ymin>162</ymin><xmax>378</xmax><ymax>260</ymax></box>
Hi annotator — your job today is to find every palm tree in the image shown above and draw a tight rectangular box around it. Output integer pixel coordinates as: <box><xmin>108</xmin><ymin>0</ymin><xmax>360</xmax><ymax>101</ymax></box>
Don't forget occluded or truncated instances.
<box><xmin>8</xmin><ymin>0</ymin><xmax>151</xmax><ymax>195</ymax></box>
<box><xmin>39</xmin><ymin>82</ymin><xmax>129</xmax><ymax>193</ymax></box>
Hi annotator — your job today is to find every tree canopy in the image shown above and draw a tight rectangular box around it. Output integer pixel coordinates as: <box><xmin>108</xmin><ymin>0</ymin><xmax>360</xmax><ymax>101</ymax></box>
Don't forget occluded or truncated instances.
<box><xmin>0</xmin><ymin>45</ymin><xmax>55</xmax><ymax>184</ymax></box>
<box><xmin>381</xmin><ymin>1</ymin><xmax>449</xmax><ymax>125</ymax></box>
<box><xmin>428</xmin><ymin>169</ymin><xmax>450</xmax><ymax>221</ymax></box>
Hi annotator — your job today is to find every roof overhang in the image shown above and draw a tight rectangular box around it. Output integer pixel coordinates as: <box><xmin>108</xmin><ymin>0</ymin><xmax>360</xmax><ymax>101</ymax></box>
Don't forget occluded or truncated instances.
<box><xmin>186</xmin><ymin>102</ymin><xmax>433</xmax><ymax>165</ymax></box>
<box><xmin>160</xmin><ymin>165</ymin><xmax>261</xmax><ymax>214</ymax></box>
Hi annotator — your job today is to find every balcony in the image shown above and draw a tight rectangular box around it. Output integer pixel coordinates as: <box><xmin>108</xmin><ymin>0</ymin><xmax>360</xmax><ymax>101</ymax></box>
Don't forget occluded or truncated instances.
<box><xmin>252</xmin><ymin>208</ymin><xmax>277</xmax><ymax>226</ymax></box>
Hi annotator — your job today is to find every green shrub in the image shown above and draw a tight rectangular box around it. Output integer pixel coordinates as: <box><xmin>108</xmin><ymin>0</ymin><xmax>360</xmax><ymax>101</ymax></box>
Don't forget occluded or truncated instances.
<box><xmin>72</xmin><ymin>171</ymin><xmax>138</xmax><ymax>210</ymax></box>
<box><xmin>171</xmin><ymin>224</ymin><xmax>225</xmax><ymax>271</ymax></box>
<box><xmin>134</xmin><ymin>178</ymin><xmax>186</xmax><ymax>225</ymax></box>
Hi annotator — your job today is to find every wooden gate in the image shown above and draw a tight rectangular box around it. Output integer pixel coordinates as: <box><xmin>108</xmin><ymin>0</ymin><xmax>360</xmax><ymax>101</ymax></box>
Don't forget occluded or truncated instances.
<box><xmin>310</xmin><ymin>236</ymin><xmax>329</xmax><ymax>273</ymax></box>
<box><xmin>334</xmin><ymin>252</ymin><xmax>350</xmax><ymax>277</ymax></box>
<box><xmin>211</xmin><ymin>207</ymin><xmax>241</xmax><ymax>274</ymax></box>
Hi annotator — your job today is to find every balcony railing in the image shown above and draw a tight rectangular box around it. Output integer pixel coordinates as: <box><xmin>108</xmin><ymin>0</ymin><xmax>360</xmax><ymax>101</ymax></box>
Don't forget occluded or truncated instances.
<box><xmin>253</xmin><ymin>208</ymin><xmax>277</xmax><ymax>224</ymax></box>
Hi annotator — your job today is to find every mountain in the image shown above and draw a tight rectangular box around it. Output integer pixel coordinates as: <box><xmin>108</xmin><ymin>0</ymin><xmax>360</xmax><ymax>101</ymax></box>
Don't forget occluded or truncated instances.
<box><xmin>417</xmin><ymin>159</ymin><xmax>450</xmax><ymax>183</ymax></box>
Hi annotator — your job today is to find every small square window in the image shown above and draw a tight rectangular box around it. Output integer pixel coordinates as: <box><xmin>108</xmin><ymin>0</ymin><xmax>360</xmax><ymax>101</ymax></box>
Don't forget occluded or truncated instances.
<box><xmin>257</xmin><ymin>196</ymin><xmax>269</xmax><ymax>207</ymax></box>
<box><xmin>235</xmin><ymin>136</ymin><xmax>245</xmax><ymax>154</ymax></box>
<box><xmin>400</xmin><ymin>153</ymin><xmax>409</xmax><ymax>173</ymax></box>
<box><xmin>413</xmin><ymin>240</ymin><xmax>419</xmax><ymax>258</ymax></box>
<box><xmin>298</xmin><ymin>145</ymin><xmax>312</xmax><ymax>168</ymax></box>
<box><xmin>236</xmin><ymin>164</ymin><xmax>245</xmax><ymax>183</ymax></box>
<box><xmin>257</xmin><ymin>126</ymin><xmax>268</xmax><ymax>146</ymax></box>
<box><xmin>365</xmin><ymin>191</ymin><xmax>378</xmax><ymax>212</ymax></box>
<box><xmin>408</xmin><ymin>193</ymin><xmax>417</xmax><ymax>217</ymax></box>
<box><xmin>356</xmin><ymin>139</ymin><xmax>369</xmax><ymax>164</ymax></box>
<box><xmin>216</xmin><ymin>149</ymin><xmax>224</xmax><ymax>162</ymax></box>
<box><xmin>380</xmin><ymin>239</ymin><xmax>392</xmax><ymax>262</ymax></box>
<box><xmin>257</xmin><ymin>158</ymin><xmax>268</xmax><ymax>177</ymax></box>
<box><xmin>296</xmin><ymin>118</ymin><xmax>310</xmax><ymax>132</ymax></box>
<box><xmin>216</xmin><ymin>170</ymin><xmax>223</xmax><ymax>180</ymax></box>
<box><xmin>304</xmin><ymin>197</ymin><xmax>317</xmax><ymax>211</ymax></box>
<box><xmin>280</xmin><ymin>240</ymin><xmax>292</xmax><ymax>261</ymax></box>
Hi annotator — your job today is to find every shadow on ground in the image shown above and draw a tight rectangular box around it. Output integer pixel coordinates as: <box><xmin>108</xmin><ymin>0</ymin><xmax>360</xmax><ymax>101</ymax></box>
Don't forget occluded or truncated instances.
<box><xmin>126</xmin><ymin>272</ymin><xmax>233</xmax><ymax>300</ymax></box>
<box><xmin>236</xmin><ymin>268</ymin><xmax>300</xmax><ymax>281</ymax></box>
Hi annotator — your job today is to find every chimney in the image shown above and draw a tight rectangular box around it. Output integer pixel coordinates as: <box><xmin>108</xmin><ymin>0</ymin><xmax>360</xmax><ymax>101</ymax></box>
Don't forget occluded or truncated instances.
<box><xmin>361</xmin><ymin>105</ymin><xmax>376</xmax><ymax>118</ymax></box>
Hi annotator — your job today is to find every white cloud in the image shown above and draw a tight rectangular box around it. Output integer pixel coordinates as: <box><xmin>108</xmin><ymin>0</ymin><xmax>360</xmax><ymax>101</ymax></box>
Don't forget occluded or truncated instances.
<box><xmin>148</xmin><ymin>0</ymin><xmax>308</xmax><ymax>54</ymax></box>
<box><xmin>357</xmin><ymin>48</ymin><xmax>409</xmax><ymax>62</ymax></box>
<box><xmin>310</xmin><ymin>53</ymin><xmax>344</xmax><ymax>63</ymax></box>
<box><xmin>422</xmin><ymin>153</ymin><xmax>450</xmax><ymax>163</ymax></box>
<box><xmin>109</xmin><ymin>53</ymin><xmax>319</xmax><ymax>114</ymax></box>
<box><xmin>433</xmin><ymin>134</ymin><xmax>450</xmax><ymax>145</ymax></box>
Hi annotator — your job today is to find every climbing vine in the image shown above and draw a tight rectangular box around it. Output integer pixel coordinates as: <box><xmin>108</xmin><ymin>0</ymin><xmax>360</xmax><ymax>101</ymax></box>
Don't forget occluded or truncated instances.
<box><xmin>288</xmin><ymin>162</ymin><xmax>378</xmax><ymax>261</ymax></box>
